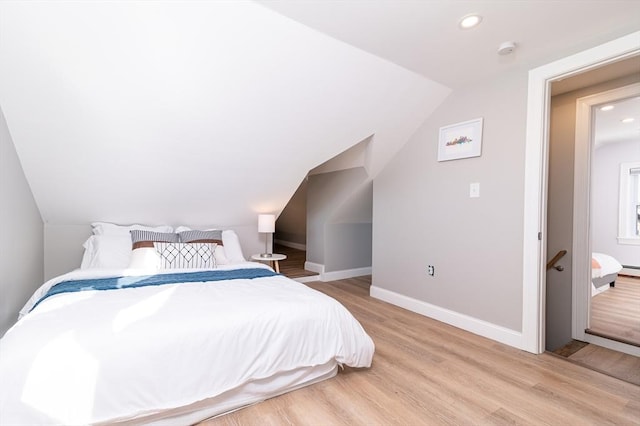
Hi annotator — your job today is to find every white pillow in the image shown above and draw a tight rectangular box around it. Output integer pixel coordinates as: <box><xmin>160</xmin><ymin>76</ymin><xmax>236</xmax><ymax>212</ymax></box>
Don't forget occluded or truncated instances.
<box><xmin>83</xmin><ymin>234</ymin><xmax>133</xmax><ymax>269</ymax></box>
<box><xmin>80</xmin><ymin>236</ymin><xmax>96</xmax><ymax>269</ymax></box>
<box><xmin>214</xmin><ymin>245</ymin><xmax>229</xmax><ymax>265</ymax></box>
<box><xmin>222</xmin><ymin>230</ymin><xmax>245</xmax><ymax>262</ymax></box>
<box><xmin>92</xmin><ymin>222</ymin><xmax>173</xmax><ymax>236</ymax></box>
<box><xmin>128</xmin><ymin>247</ymin><xmax>161</xmax><ymax>270</ymax></box>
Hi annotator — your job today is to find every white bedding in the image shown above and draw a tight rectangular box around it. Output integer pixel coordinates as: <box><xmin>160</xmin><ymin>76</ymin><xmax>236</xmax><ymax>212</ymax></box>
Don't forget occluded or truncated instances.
<box><xmin>591</xmin><ymin>252</ymin><xmax>623</xmax><ymax>279</ymax></box>
<box><xmin>0</xmin><ymin>263</ymin><xmax>374</xmax><ymax>425</ymax></box>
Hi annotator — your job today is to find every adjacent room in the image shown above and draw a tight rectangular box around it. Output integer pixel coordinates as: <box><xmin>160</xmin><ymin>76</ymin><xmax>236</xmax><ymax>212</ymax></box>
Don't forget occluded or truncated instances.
<box><xmin>1</xmin><ymin>1</ymin><xmax>639</xmax><ymax>424</ymax></box>
<box><xmin>589</xmin><ymin>94</ymin><xmax>640</xmax><ymax>346</ymax></box>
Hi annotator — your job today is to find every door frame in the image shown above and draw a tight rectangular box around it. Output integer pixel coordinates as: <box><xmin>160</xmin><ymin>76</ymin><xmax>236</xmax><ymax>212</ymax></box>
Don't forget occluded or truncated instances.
<box><xmin>572</xmin><ymin>83</ymin><xmax>640</xmax><ymax>346</ymax></box>
<box><xmin>522</xmin><ymin>31</ymin><xmax>640</xmax><ymax>354</ymax></box>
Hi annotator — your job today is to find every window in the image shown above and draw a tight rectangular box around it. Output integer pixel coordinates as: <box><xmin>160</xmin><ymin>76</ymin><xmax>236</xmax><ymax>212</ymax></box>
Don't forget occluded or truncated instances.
<box><xmin>618</xmin><ymin>161</ymin><xmax>640</xmax><ymax>245</ymax></box>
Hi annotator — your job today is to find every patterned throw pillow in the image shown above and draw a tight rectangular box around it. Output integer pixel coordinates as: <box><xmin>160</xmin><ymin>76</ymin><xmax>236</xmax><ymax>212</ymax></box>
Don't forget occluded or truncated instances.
<box><xmin>153</xmin><ymin>242</ymin><xmax>217</xmax><ymax>269</ymax></box>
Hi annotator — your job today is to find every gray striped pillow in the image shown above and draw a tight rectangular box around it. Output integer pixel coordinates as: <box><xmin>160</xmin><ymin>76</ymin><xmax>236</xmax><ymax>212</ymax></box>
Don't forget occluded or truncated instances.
<box><xmin>153</xmin><ymin>242</ymin><xmax>217</xmax><ymax>269</ymax></box>
<box><xmin>130</xmin><ymin>230</ymin><xmax>179</xmax><ymax>249</ymax></box>
<box><xmin>178</xmin><ymin>230</ymin><xmax>223</xmax><ymax>244</ymax></box>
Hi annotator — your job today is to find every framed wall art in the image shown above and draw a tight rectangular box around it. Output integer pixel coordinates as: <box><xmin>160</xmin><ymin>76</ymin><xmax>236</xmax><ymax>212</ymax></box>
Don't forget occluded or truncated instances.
<box><xmin>437</xmin><ymin>117</ymin><xmax>483</xmax><ymax>162</ymax></box>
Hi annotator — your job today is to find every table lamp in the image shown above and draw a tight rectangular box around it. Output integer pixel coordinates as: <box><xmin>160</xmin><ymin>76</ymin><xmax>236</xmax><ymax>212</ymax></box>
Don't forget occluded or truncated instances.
<box><xmin>258</xmin><ymin>214</ymin><xmax>275</xmax><ymax>257</ymax></box>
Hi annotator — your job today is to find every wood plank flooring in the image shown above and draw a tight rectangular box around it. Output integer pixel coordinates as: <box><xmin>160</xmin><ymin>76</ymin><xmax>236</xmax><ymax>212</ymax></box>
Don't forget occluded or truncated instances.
<box><xmin>202</xmin><ymin>276</ymin><xmax>640</xmax><ymax>426</ymax></box>
<box><xmin>568</xmin><ymin>344</ymin><xmax>640</xmax><ymax>386</ymax></box>
<box><xmin>273</xmin><ymin>244</ymin><xmax>318</xmax><ymax>279</ymax></box>
<box><xmin>589</xmin><ymin>275</ymin><xmax>640</xmax><ymax>346</ymax></box>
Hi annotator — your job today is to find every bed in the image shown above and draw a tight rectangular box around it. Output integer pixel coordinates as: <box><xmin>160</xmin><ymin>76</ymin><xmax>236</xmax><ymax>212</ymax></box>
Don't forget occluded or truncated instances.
<box><xmin>591</xmin><ymin>252</ymin><xmax>623</xmax><ymax>295</ymax></box>
<box><xmin>0</xmin><ymin>224</ymin><xmax>375</xmax><ymax>425</ymax></box>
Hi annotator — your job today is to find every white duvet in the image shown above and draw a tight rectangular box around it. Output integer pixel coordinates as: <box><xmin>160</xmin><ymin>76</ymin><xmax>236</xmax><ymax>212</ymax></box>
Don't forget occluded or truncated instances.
<box><xmin>591</xmin><ymin>252</ymin><xmax>623</xmax><ymax>279</ymax></box>
<box><xmin>0</xmin><ymin>263</ymin><xmax>374</xmax><ymax>425</ymax></box>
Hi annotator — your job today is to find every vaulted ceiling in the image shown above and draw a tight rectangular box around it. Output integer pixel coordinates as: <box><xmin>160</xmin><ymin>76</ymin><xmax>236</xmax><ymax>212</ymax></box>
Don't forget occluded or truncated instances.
<box><xmin>1</xmin><ymin>1</ymin><xmax>638</xmax><ymax>228</ymax></box>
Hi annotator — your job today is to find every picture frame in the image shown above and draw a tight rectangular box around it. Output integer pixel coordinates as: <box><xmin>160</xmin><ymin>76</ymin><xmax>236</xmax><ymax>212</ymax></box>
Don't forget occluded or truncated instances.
<box><xmin>437</xmin><ymin>117</ymin><xmax>483</xmax><ymax>162</ymax></box>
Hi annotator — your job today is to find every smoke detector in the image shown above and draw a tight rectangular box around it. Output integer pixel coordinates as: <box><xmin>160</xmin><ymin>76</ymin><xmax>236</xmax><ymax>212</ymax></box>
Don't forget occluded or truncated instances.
<box><xmin>497</xmin><ymin>41</ymin><xmax>516</xmax><ymax>55</ymax></box>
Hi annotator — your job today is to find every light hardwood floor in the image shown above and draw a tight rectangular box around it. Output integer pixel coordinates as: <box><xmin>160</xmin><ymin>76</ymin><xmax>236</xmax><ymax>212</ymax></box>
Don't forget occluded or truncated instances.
<box><xmin>569</xmin><ymin>344</ymin><xmax>640</xmax><ymax>386</ymax></box>
<box><xmin>274</xmin><ymin>244</ymin><xmax>318</xmax><ymax>279</ymax></box>
<box><xmin>589</xmin><ymin>275</ymin><xmax>640</xmax><ymax>346</ymax></box>
<box><xmin>203</xmin><ymin>276</ymin><xmax>639</xmax><ymax>425</ymax></box>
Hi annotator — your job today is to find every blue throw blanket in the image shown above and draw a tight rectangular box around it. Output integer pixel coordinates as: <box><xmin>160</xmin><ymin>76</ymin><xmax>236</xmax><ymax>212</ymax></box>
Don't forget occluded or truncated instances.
<box><xmin>31</xmin><ymin>268</ymin><xmax>278</xmax><ymax>312</ymax></box>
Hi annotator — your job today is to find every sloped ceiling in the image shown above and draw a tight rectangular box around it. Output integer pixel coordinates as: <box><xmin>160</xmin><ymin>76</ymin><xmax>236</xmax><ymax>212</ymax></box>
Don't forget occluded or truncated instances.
<box><xmin>262</xmin><ymin>0</ymin><xmax>640</xmax><ymax>89</ymax></box>
<box><xmin>1</xmin><ymin>1</ymin><xmax>639</xmax><ymax>230</ymax></box>
<box><xmin>0</xmin><ymin>1</ymin><xmax>449</xmax><ymax>227</ymax></box>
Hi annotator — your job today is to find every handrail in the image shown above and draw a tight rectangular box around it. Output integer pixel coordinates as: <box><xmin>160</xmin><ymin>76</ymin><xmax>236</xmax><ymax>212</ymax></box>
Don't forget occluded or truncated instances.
<box><xmin>546</xmin><ymin>250</ymin><xmax>567</xmax><ymax>270</ymax></box>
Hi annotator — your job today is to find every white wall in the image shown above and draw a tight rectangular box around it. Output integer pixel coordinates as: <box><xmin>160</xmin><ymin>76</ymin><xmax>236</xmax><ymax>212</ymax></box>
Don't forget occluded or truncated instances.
<box><xmin>0</xmin><ymin>107</ymin><xmax>43</xmax><ymax>336</ymax></box>
<box><xmin>307</xmin><ymin>167</ymin><xmax>371</xmax><ymax>272</ymax></box>
<box><xmin>373</xmin><ymin>69</ymin><xmax>527</xmax><ymax>333</ymax></box>
<box><xmin>0</xmin><ymin>2</ymin><xmax>450</xmax><ymax>281</ymax></box>
<box><xmin>592</xmin><ymin>139</ymin><xmax>640</xmax><ymax>266</ymax></box>
<box><xmin>0</xmin><ymin>1</ymin><xmax>449</xmax><ymax>232</ymax></box>
<box><xmin>325</xmin><ymin>182</ymin><xmax>372</xmax><ymax>272</ymax></box>
<box><xmin>275</xmin><ymin>179</ymin><xmax>307</xmax><ymax>247</ymax></box>
<box><xmin>277</xmin><ymin>136</ymin><xmax>373</xmax><ymax>258</ymax></box>
<box><xmin>309</xmin><ymin>136</ymin><xmax>371</xmax><ymax>176</ymax></box>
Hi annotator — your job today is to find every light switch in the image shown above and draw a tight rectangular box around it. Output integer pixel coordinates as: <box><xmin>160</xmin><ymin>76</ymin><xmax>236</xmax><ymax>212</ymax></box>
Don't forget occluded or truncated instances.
<box><xmin>470</xmin><ymin>182</ymin><xmax>480</xmax><ymax>198</ymax></box>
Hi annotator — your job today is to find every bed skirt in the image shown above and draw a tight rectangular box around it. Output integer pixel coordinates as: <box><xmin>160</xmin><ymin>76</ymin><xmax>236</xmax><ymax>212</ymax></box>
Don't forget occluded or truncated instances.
<box><xmin>592</xmin><ymin>272</ymin><xmax>617</xmax><ymax>289</ymax></box>
<box><xmin>105</xmin><ymin>361</ymin><xmax>339</xmax><ymax>425</ymax></box>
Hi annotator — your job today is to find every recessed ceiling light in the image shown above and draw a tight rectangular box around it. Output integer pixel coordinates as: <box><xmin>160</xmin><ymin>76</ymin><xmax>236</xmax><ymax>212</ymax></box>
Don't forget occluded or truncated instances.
<box><xmin>459</xmin><ymin>14</ymin><xmax>482</xmax><ymax>29</ymax></box>
<box><xmin>621</xmin><ymin>117</ymin><xmax>635</xmax><ymax>123</ymax></box>
<box><xmin>599</xmin><ymin>105</ymin><xmax>614</xmax><ymax>111</ymax></box>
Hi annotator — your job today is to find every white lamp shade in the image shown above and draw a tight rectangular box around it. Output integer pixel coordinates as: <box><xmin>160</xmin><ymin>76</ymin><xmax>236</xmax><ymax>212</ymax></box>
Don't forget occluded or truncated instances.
<box><xmin>258</xmin><ymin>214</ymin><xmax>276</xmax><ymax>233</ymax></box>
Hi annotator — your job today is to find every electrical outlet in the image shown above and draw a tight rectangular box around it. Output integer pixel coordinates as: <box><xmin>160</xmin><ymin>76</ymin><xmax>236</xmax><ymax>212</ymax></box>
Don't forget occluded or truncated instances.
<box><xmin>427</xmin><ymin>265</ymin><xmax>435</xmax><ymax>276</ymax></box>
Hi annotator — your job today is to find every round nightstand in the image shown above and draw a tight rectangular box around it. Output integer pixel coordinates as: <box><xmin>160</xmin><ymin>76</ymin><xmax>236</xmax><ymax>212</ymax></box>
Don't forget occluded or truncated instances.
<box><xmin>251</xmin><ymin>253</ymin><xmax>287</xmax><ymax>273</ymax></box>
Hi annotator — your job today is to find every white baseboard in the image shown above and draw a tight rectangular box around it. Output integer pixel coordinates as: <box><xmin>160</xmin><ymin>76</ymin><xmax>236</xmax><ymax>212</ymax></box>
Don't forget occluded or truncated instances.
<box><xmin>370</xmin><ymin>286</ymin><xmax>524</xmax><ymax>349</ymax></box>
<box><xmin>275</xmin><ymin>239</ymin><xmax>306</xmax><ymax>251</ymax></box>
<box><xmin>294</xmin><ymin>275</ymin><xmax>321</xmax><ymax>283</ymax></box>
<box><xmin>302</xmin><ymin>263</ymin><xmax>372</xmax><ymax>283</ymax></box>
<box><xmin>322</xmin><ymin>267</ymin><xmax>372</xmax><ymax>282</ymax></box>
<box><xmin>304</xmin><ymin>261</ymin><xmax>324</xmax><ymax>274</ymax></box>
<box><xmin>621</xmin><ymin>267</ymin><xmax>640</xmax><ymax>278</ymax></box>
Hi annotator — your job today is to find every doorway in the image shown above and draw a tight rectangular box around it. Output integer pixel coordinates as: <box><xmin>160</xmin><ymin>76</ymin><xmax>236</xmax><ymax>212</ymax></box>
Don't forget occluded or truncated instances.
<box><xmin>545</xmin><ymin>75</ymin><xmax>640</xmax><ymax>354</ymax></box>
<box><xmin>572</xmin><ymin>84</ymin><xmax>640</xmax><ymax>351</ymax></box>
<box><xmin>521</xmin><ymin>31</ymin><xmax>640</xmax><ymax>355</ymax></box>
